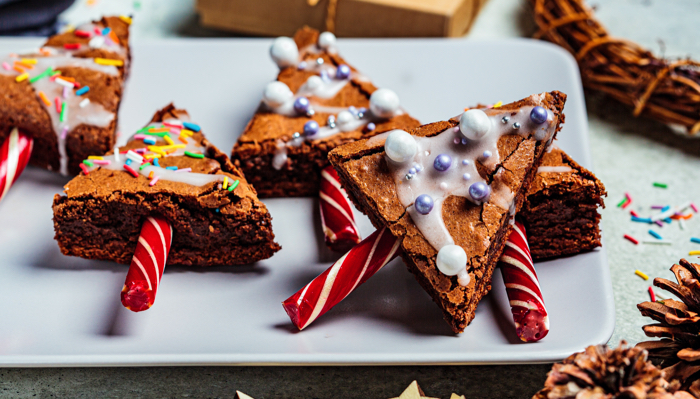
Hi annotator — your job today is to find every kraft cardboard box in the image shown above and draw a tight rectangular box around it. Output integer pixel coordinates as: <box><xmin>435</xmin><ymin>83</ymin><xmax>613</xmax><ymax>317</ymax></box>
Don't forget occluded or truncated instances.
<box><xmin>196</xmin><ymin>0</ymin><xmax>489</xmax><ymax>38</ymax></box>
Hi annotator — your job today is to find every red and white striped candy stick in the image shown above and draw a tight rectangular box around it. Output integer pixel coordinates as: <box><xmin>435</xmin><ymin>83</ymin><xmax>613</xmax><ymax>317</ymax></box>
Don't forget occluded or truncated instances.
<box><xmin>319</xmin><ymin>166</ymin><xmax>361</xmax><ymax>252</ymax></box>
<box><xmin>283</xmin><ymin>227</ymin><xmax>401</xmax><ymax>330</ymax></box>
<box><xmin>0</xmin><ymin>128</ymin><xmax>33</xmax><ymax>204</ymax></box>
<box><xmin>121</xmin><ymin>215</ymin><xmax>173</xmax><ymax>312</ymax></box>
<box><xmin>498</xmin><ymin>221</ymin><xmax>550</xmax><ymax>342</ymax></box>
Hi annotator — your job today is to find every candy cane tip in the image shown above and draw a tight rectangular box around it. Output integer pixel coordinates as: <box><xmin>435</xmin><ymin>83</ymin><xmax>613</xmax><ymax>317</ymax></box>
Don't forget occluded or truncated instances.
<box><xmin>281</xmin><ymin>299</ymin><xmax>304</xmax><ymax>330</ymax></box>
<box><xmin>514</xmin><ymin>310</ymin><xmax>549</xmax><ymax>342</ymax></box>
<box><xmin>121</xmin><ymin>281</ymin><xmax>155</xmax><ymax>312</ymax></box>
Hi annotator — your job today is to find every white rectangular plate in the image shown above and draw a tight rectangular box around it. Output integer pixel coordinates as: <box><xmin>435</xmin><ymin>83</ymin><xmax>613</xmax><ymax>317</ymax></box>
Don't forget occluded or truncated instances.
<box><xmin>0</xmin><ymin>37</ymin><xmax>613</xmax><ymax>366</ymax></box>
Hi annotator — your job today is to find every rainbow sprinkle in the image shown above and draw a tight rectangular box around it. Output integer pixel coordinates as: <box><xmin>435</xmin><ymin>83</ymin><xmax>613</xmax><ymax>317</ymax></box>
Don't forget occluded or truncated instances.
<box><xmin>648</xmin><ymin>230</ymin><xmax>662</xmax><ymax>240</ymax></box>
<box><xmin>692</xmin><ymin>203</ymin><xmax>699</xmax><ymax>213</ymax></box>
<box><xmin>653</xmin><ymin>182</ymin><xmax>667</xmax><ymax>188</ymax></box>
<box><xmin>624</xmin><ymin>234</ymin><xmax>639</xmax><ymax>245</ymax></box>
<box><xmin>648</xmin><ymin>287</ymin><xmax>656</xmax><ymax>302</ymax></box>
<box><xmin>149</xmin><ymin>176</ymin><xmax>160</xmax><ymax>187</ymax></box>
<box><xmin>79</xmin><ymin>98</ymin><xmax>90</xmax><ymax>108</ymax></box>
<box><xmin>94</xmin><ymin>58</ymin><xmax>124</xmax><ymax>66</ymax></box>
<box><xmin>29</xmin><ymin>67</ymin><xmax>53</xmax><ymax>83</ymax></box>
<box><xmin>15</xmin><ymin>73</ymin><xmax>28</xmax><ymax>82</ymax></box>
<box><xmin>79</xmin><ymin>163</ymin><xmax>89</xmax><ymax>175</ymax></box>
<box><xmin>223</xmin><ymin>176</ymin><xmax>229</xmax><ymax>190</ymax></box>
<box><xmin>182</xmin><ymin>122</ymin><xmax>201</xmax><ymax>132</ymax></box>
<box><xmin>59</xmin><ymin>102</ymin><xmax>67</xmax><ymax>122</ymax></box>
<box><xmin>691</xmin><ymin>237</ymin><xmax>700</xmax><ymax>244</ymax></box>
<box><xmin>123</xmin><ymin>164</ymin><xmax>139</xmax><ymax>178</ymax></box>
<box><xmin>76</xmin><ymin>86</ymin><xmax>90</xmax><ymax>96</ymax></box>
<box><xmin>690</xmin><ymin>251</ymin><xmax>700</xmax><ymax>256</ymax></box>
<box><xmin>119</xmin><ymin>15</ymin><xmax>132</xmax><ymax>25</ymax></box>
<box><xmin>228</xmin><ymin>180</ymin><xmax>239</xmax><ymax>192</ymax></box>
<box><xmin>635</xmin><ymin>270</ymin><xmax>649</xmax><ymax>280</ymax></box>
<box><xmin>184</xmin><ymin>151</ymin><xmax>204</xmax><ymax>159</ymax></box>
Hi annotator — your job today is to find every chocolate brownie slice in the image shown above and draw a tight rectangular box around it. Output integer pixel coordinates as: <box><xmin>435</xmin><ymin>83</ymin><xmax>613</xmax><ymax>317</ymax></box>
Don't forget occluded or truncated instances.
<box><xmin>0</xmin><ymin>16</ymin><xmax>130</xmax><ymax>175</ymax></box>
<box><xmin>53</xmin><ymin>104</ymin><xmax>280</xmax><ymax>266</ymax></box>
<box><xmin>330</xmin><ymin>92</ymin><xmax>567</xmax><ymax>333</ymax></box>
<box><xmin>231</xmin><ymin>26</ymin><xmax>420</xmax><ymax>197</ymax></box>
<box><xmin>522</xmin><ymin>147</ymin><xmax>606</xmax><ymax>260</ymax></box>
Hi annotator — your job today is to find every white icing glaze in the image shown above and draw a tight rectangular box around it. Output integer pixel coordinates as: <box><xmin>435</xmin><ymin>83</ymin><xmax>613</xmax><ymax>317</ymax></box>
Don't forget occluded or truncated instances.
<box><xmin>384</xmin><ymin>100</ymin><xmax>558</xmax><ymax>284</ymax></box>
<box><xmin>537</xmin><ymin>166</ymin><xmax>572</xmax><ymax>173</ymax></box>
<box><xmin>0</xmin><ymin>47</ymin><xmax>120</xmax><ymax>175</ymax></box>
<box><xmin>86</xmin><ymin>119</ymin><xmax>224</xmax><ymax>186</ymax></box>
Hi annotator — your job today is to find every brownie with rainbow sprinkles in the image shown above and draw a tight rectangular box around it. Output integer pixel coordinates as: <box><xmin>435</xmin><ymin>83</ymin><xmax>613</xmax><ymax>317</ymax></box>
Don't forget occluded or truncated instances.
<box><xmin>52</xmin><ymin>104</ymin><xmax>280</xmax><ymax>267</ymax></box>
<box><xmin>0</xmin><ymin>16</ymin><xmax>131</xmax><ymax>176</ymax></box>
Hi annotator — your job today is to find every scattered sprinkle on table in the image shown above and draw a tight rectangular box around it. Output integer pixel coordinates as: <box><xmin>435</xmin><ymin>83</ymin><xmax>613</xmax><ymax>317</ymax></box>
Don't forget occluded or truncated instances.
<box><xmin>641</xmin><ymin>240</ymin><xmax>672</xmax><ymax>245</ymax></box>
<box><xmin>624</xmin><ymin>234</ymin><xmax>639</xmax><ymax>245</ymax></box>
<box><xmin>691</xmin><ymin>237</ymin><xmax>700</xmax><ymax>244</ymax></box>
<box><xmin>648</xmin><ymin>287</ymin><xmax>656</xmax><ymax>302</ymax></box>
<box><xmin>648</xmin><ymin>230</ymin><xmax>662</xmax><ymax>240</ymax></box>
<box><xmin>653</xmin><ymin>182</ymin><xmax>667</xmax><ymax>188</ymax></box>
<box><xmin>635</xmin><ymin>270</ymin><xmax>649</xmax><ymax>280</ymax></box>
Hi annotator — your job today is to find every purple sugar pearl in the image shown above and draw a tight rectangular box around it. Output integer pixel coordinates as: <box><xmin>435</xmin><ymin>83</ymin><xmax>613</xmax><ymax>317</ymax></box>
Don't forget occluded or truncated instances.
<box><xmin>303</xmin><ymin>120</ymin><xmax>319</xmax><ymax>136</ymax></box>
<box><xmin>365</xmin><ymin>122</ymin><xmax>376</xmax><ymax>132</ymax></box>
<box><xmin>530</xmin><ymin>106</ymin><xmax>548</xmax><ymax>124</ymax></box>
<box><xmin>336</xmin><ymin>64</ymin><xmax>351</xmax><ymax>79</ymax></box>
<box><xmin>415</xmin><ymin>194</ymin><xmax>434</xmax><ymax>215</ymax></box>
<box><xmin>469</xmin><ymin>182</ymin><xmax>490</xmax><ymax>201</ymax></box>
<box><xmin>294</xmin><ymin>97</ymin><xmax>310</xmax><ymax>114</ymax></box>
<box><xmin>433</xmin><ymin>154</ymin><xmax>452</xmax><ymax>171</ymax></box>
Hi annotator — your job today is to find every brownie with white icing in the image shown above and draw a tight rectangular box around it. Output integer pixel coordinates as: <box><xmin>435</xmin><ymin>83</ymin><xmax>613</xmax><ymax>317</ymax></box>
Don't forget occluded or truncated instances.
<box><xmin>53</xmin><ymin>104</ymin><xmax>281</xmax><ymax>267</ymax></box>
<box><xmin>0</xmin><ymin>16</ymin><xmax>130</xmax><ymax>176</ymax></box>
<box><xmin>231</xmin><ymin>27</ymin><xmax>420</xmax><ymax>197</ymax></box>
<box><xmin>523</xmin><ymin>147</ymin><xmax>606</xmax><ymax>260</ymax></box>
<box><xmin>329</xmin><ymin>92</ymin><xmax>567</xmax><ymax>333</ymax></box>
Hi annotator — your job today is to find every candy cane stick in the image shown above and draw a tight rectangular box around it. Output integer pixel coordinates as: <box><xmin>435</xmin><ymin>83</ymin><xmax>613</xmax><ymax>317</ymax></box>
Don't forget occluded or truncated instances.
<box><xmin>283</xmin><ymin>227</ymin><xmax>401</xmax><ymax>330</ymax></box>
<box><xmin>0</xmin><ymin>128</ymin><xmax>33</xmax><ymax>204</ymax></box>
<box><xmin>498</xmin><ymin>221</ymin><xmax>550</xmax><ymax>342</ymax></box>
<box><xmin>121</xmin><ymin>215</ymin><xmax>173</xmax><ymax>312</ymax></box>
<box><xmin>319</xmin><ymin>166</ymin><xmax>361</xmax><ymax>252</ymax></box>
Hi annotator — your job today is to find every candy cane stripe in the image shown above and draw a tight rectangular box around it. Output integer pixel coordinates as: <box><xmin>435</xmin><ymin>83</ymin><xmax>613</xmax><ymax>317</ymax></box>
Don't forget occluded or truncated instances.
<box><xmin>121</xmin><ymin>215</ymin><xmax>173</xmax><ymax>312</ymax></box>
<box><xmin>131</xmin><ymin>256</ymin><xmax>152</xmax><ymax>290</ymax></box>
<box><xmin>283</xmin><ymin>227</ymin><xmax>401</xmax><ymax>330</ymax></box>
<box><xmin>319</xmin><ymin>166</ymin><xmax>361</xmax><ymax>252</ymax></box>
<box><xmin>498</xmin><ymin>221</ymin><xmax>549</xmax><ymax>342</ymax></box>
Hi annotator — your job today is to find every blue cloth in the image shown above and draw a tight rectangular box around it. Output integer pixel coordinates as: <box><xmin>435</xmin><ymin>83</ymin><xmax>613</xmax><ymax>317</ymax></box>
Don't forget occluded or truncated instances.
<box><xmin>0</xmin><ymin>0</ymin><xmax>75</xmax><ymax>36</ymax></box>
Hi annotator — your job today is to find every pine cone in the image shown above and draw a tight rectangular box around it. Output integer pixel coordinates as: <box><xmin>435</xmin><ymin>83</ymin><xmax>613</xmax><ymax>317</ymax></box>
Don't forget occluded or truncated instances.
<box><xmin>533</xmin><ymin>342</ymin><xmax>694</xmax><ymax>398</ymax></box>
<box><xmin>638</xmin><ymin>259</ymin><xmax>700</xmax><ymax>397</ymax></box>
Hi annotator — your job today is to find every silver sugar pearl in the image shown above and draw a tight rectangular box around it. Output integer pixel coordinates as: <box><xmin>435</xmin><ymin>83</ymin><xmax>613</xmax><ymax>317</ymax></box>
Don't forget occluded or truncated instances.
<box><xmin>357</xmin><ymin>111</ymin><xmax>364</xmax><ymax>119</ymax></box>
<box><xmin>306</xmin><ymin>109</ymin><xmax>315</xmax><ymax>117</ymax></box>
<box><xmin>292</xmin><ymin>132</ymin><xmax>301</xmax><ymax>139</ymax></box>
<box><xmin>316</xmin><ymin>57</ymin><xmax>324</xmax><ymax>65</ymax></box>
<box><xmin>501</xmin><ymin>116</ymin><xmax>510</xmax><ymax>124</ymax></box>
<box><xmin>405</xmin><ymin>173</ymin><xmax>414</xmax><ymax>180</ymax></box>
<box><xmin>512</xmin><ymin>122</ymin><xmax>521</xmax><ymax>130</ymax></box>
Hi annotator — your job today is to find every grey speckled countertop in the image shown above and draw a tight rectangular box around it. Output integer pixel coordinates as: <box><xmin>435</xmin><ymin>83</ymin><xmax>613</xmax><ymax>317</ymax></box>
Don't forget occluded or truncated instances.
<box><xmin>2</xmin><ymin>0</ymin><xmax>700</xmax><ymax>398</ymax></box>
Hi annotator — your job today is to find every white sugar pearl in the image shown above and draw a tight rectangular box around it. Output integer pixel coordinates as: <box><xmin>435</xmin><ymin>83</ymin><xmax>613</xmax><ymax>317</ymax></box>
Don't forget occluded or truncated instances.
<box><xmin>336</xmin><ymin>110</ymin><xmax>354</xmax><ymax>126</ymax></box>
<box><xmin>304</xmin><ymin>75</ymin><xmax>323</xmax><ymax>94</ymax></box>
<box><xmin>89</xmin><ymin>35</ymin><xmax>105</xmax><ymax>49</ymax></box>
<box><xmin>384</xmin><ymin>130</ymin><xmax>416</xmax><ymax>164</ymax></box>
<box><xmin>436</xmin><ymin>245</ymin><xmax>467</xmax><ymax>276</ymax></box>
<box><xmin>318</xmin><ymin>32</ymin><xmax>337</xmax><ymax>50</ymax></box>
<box><xmin>262</xmin><ymin>81</ymin><xmax>293</xmax><ymax>107</ymax></box>
<box><xmin>270</xmin><ymin>37</ymin><xmax>299</xmax><ymax>69</ymax></box>
<box><xmin>369</xmin><ymin>88</ymin><xmax>400</xmax><ymax>118</ymax></box>
<box><xmin>459</xmin><ymin>109</ymin><xmax>492</xmax><ymax>140</ymax></box>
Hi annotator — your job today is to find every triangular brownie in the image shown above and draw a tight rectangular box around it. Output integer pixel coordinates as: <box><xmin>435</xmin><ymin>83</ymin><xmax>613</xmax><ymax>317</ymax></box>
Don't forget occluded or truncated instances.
<box><xmin>231</xmin><ymin>27</ymin><xmax>420</xmax><ymax>197</ymax></box>
<box><xmin>0</xmin><ymin>16</ymin><xmax>130</xmax><ymax>175</ymax></box>
<box><xmin>53</xmin><ymin>104</ymin><xmax>280</xmax><ymax>266</ymax></box>
<box><xmin>329</xmin><ymin>92</ymin><xmax>567</xmax><ymax>333</ymax></box>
